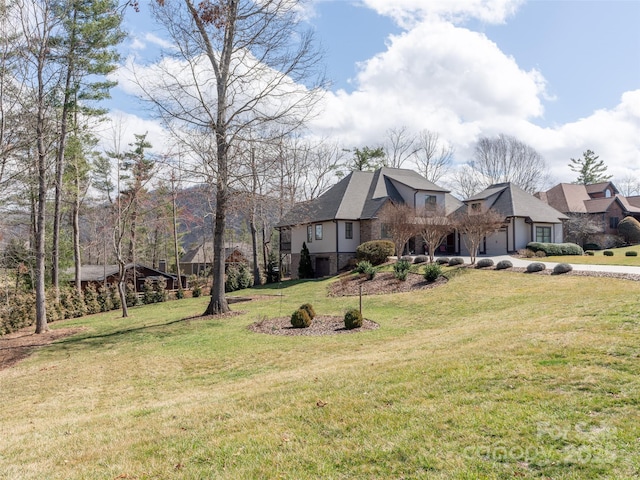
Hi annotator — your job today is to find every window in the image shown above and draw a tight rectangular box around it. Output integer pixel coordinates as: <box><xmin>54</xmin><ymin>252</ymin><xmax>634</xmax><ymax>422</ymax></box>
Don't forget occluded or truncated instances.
<box><xmin>610</xmin><ymin>217</ymin><xmax>619</xmax><ymax>229</ymax></box>
<box><xmin>471</xmin><ymin>202</ymin><xmax>481</xmax><ymax>211</ymax></box>
<box><xmin>381</xmin><ymin>223</ymin><xmax>391</xmax><ymax>239</ymax></box>
<box><xmin>536</xmin><ymin>226</ymin><xmax>551</xmax><ymax>243</ymax></box>
<box><xmin>425</xmin><ymin>195</ymin><xmax>437</xmax><ymax>207</ymax></box>
<box><xmin>307</xmin><ymin>225</ymin><xmax>313</xmax><ymax>243</ymax></box>
<box><xmin>345</xmin><ymin>222</ymin><xmax>353</xmax><ymax>239</ymax></box>
<box><xmin>315</xmin><ymin>224</ymin><xmax>323</xmax><ymax>240</ymax></box>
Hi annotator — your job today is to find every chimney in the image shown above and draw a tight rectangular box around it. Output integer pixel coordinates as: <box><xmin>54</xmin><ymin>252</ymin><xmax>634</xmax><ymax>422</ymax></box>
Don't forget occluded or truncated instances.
<box><xmin>158</xmin><ymin>260</ymin><xmax>167</xmax><ymax>272</ymax></box>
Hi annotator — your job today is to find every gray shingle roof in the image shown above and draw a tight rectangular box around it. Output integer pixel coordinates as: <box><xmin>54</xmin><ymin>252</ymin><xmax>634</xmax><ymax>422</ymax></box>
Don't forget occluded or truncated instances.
<box><xmin>468</xmin><ymin>183</ymin><xmax>567</xmax><ymax>223</ymax></box>
<box><xmin>277</xmin><ymin>168</ymin><xmax>449</xmax><ymax>227</ymax></box>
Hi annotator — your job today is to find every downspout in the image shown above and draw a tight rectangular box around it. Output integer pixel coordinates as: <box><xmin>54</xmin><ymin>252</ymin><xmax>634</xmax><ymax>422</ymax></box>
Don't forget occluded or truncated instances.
<box><xmin>334</xmin><ymin>220</ymin><xmax>339</xmax><ymax>275</ymax></box>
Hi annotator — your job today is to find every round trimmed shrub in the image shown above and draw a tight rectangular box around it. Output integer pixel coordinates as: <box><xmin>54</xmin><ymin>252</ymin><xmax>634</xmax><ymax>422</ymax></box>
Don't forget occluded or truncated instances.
<box><xmin>436</xmin><ymin>257</ymin><xmax>450</xmax><ymax>265</ymax></box>
<box><xmin>423</xmin><ymin>263</ymin><xmax>442</xmax><ymax>282</ymax></box>
<box><xmin>625</xmin><ymin>251</ymin><xmax>638</xmax><ymax>257</ymax></box>
<box><xmin>448</xmin><ymin>257</ymin><xmax>464</xmax><ymax>266</ymax></box>
<box><xmin>603</xmin><ymin>250</ymin><xmax>614</xmax><ymax>256</ymax></box>
<box><xmin>535</xmin><ymin>250</ymin><xmax>547</xmax><ymax>258</ymax></box>
<box><xmin>299</xmin><ymin>303</ymin><xmax>316</xmax><ymax>320</ymax></box>
<box><xmin>476</xmin><ymin>258</ymin><xmax>494</xmax><ymax>268</ymax></box>
<box><xmin>291</xmin><ymin>308</ymin><xmax>312</xmax><ymax>328</ymax></box>
<box><xmin>553</xmin><ymin>263</ymin><xmax>573</xmax><ymax>274</ymax></box>
<box><xmin>617</xmin><ymin>216</ymin><xmax>640</xmax><ymax>244</ymax></box>
<box><xmin>526</xmin><ymin>262</ymin><xmax>546</xmax><ymax>273</ymax></box>
<box><xmin>414</xmin><ymin>255</ymin><xmax>428</xmax><ymax>264</ymax></box>
<box><xmin>344</xmin><ymin>308</ymin><xmax>363</xmax><ymax>330</ymax></box>
<box><xmin>495</xmin><ymin>260</ymin><xmax>513</xmax><ymax>270</ymax></box>
<box><xmin>585</xmin><ymin>250</ymin><xmax>595</xmax><ymax>256</ymax></box>
<box><xmin>356</xmin><ymin>240</ymin><xmax>395</xmax><ymax>265</ymax></box>
<box><xmin>354</xmin><ymin>260</ymin><xmax>373</xmax><ymax>274</ymax></box>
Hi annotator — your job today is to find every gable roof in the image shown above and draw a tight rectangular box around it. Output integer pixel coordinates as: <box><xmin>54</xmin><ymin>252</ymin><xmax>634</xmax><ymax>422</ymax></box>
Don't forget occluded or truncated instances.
<box><xmin>69</xmin><ymin>264</ymin><xmax>181</xmax><ymax>283</ymax></box>
<box><xmin>543</xmin><ymin>182</ymin><xmax>640</xmax><ymax>215</ymax></box>
<box><xmin>277</xmin><ymin>168</ymin><xmax>449</xmax><ymax>227</ymax></box>
<box><xmin>466</xmin><ymin>182</ymin><xmax>568</xmax><ymax>223</ymax></box>
<box><xmin>585</xmin><ymin>181</ymin><xmax>618</xmax><ymax>196</ymax></box>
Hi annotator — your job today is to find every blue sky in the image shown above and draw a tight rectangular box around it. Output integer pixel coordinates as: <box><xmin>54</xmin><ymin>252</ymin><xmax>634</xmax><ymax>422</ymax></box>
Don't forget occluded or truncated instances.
<box><xmin>110</xmin><ymin>0</ymin><xmax>640</xmax><ymax>188</ymax></box>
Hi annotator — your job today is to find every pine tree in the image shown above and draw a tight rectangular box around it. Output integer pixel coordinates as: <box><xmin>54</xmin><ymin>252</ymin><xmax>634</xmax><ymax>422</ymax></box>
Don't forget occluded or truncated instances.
<box><xmin>569</xmin><ymin>150</ymin><xmax>611</xmax><ymax>185</ymax></box>
<box><xmin>298</xmin><ymin>242</ymin><xmax>314</xmax><ymax>279</ymax></box>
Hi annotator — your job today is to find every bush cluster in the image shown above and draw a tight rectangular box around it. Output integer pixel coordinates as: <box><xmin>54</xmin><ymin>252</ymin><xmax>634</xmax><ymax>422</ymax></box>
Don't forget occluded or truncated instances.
<box><xmin>290</xmin><ymin>308</ymin><xmax>311</xmax><ymax>328</ymax></box>
<box><xmin>344</xmin><ymin>308</ymin><xmax>363</xmax><ymax>330</ymax></box>
<box><xmin>141</xmin><ymin>278</ymin><xmax>168</xmax><ymax>304</ymax></box>
<box><xmin>393</xmin><ymin>259</ymin><xmax>411</xmax><ymax>281</ymax></box>
<box><xmin>356</xmin><ymin>240</ymin><xmax>395</xmax><ymax>266</ymax></box>
<box><xmin>526</xmin><ymin>242</ymin><xmax>583</xmax><ymax>256</ymax></box>
<box><xmin>448</xmin><ymin>257</ymin><xmax>464</xmax><ymax>266</ymax></box>
<box><xmin>423</xmin><ymin>263</ymin><xmax>442</xmax><ymax>282</ymax></box>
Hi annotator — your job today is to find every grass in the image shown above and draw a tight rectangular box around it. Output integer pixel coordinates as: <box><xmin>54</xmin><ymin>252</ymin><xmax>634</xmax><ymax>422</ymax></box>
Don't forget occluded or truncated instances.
<box><xmin>1</xmin><ymin>271</ymin><xmax>640</xmax><ymax>479</ymax></box>
<box><xmin>546</xmin><ymin>244</ymin><xmax>640</xmax><ymax>266</ymax></box>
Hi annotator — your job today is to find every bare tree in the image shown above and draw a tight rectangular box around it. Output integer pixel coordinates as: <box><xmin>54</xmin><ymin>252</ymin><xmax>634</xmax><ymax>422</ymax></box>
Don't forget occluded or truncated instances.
<box><xmin>414</xmin><ymin>130</ymin><xmax>453</xmax><ymax>183</ymax></box>
<box><xmin>416</xmin><ymin>204</ymin><xmax>451</xmax><ymax>263</ymax></box>
<box><xmin>616</xmin><ymin>173</ymin><xmax>640</xmax><ymax>197</ymax></box>
<box><xmin>383</xmin><ymin>126</ymin><xmax>419</xmax><ymax>169</ymax></box>
<box><xmin>453</xmin><ymin>208</ymin><xmax>504</xmax><ymax>264</ymax></box>
<box><xmin>468</xmin><ymin>134</ymin><xmax>548</xmax><ymax>194</ymax></box>
<box><xmin>449</xmin><ymin>164</ymin><xmax>484</xmax><ymax>199</ymax></box>
<box><xmin>140</xmin><ymin>0</ymin><xmax>325</xmax><ymax>315</ymax></box>
<box><xmin>563</xmin><ymin>213</ymin><xmax>603</xmax><ymax>247</ymax></box>
<box><xmin>378</xmin><ymin>202</ymin><xmax>417</xmax><ymax>260</ymax></box>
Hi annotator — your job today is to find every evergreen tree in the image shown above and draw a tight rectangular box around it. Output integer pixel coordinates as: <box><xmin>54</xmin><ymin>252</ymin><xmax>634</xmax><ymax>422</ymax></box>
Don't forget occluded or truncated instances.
<box><xmin>569</xmin><ymin>150</ymin><xmax>611</xmax><ymax>185</ymax></box>
<box><xmin>298</xmin><ymin>242</ymin><xmax>314</xmax><ymax>279</ymax></box>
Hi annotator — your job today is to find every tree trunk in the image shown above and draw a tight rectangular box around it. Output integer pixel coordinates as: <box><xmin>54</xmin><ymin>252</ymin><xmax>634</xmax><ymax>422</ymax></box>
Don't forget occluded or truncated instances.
<box><xmin>172</xmin><ymin>184</ymin><xmax>182</xmax><ymax>291</ymax></box>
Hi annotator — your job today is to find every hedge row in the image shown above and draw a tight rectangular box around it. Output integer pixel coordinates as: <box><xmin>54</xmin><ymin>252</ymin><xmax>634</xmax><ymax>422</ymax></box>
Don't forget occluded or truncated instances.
<box><xmin>526</xmin><ymin>242</ymin><xmax>583</xmax><ymax>256</ymax></box>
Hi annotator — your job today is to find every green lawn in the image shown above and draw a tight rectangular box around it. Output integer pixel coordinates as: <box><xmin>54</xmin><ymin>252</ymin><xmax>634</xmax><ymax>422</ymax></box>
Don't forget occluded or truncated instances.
<box><xmin>1</xmin><ymin>270</ymin><xmax>639</xmax><ymax>479</ymax></box>
<box><xmin>547</xmin><ymin>244</ymin><xmax>640</xmax><ymax>266</ymax></box>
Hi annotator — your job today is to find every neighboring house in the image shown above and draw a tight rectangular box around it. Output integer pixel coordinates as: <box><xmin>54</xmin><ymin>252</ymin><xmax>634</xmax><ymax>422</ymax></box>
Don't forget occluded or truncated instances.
<box><xmin>458</xmin><ymin>182</ymin><xmax>568</xmax><ymax>255</ymax></box>
<box><xmin>179</xmin><ymin>244</ymin><xmax>250</xmax><ymax>276</ymax></box>
<box><xmin>276</xmin><ymin>167</ymin><xmax>461</xmax><ymax>278</ymax></box>
<box><xmin>537</xmin><ymin>182</ymin><xmax>640</xmax><ymax>235</ymax></box>
<box><xmin>69</xmin><ymin>264</ymin><xmax>187</xmax><ymax>291</ymax></box>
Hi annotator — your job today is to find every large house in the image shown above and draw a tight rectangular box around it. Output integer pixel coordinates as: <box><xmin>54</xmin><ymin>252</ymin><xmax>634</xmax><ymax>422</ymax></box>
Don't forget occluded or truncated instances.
<box><xmin>537</xmin><ymin>181</ymin><xmax>640</xmax><ymax>236</ymax></box>
<box><xmin>70</xmin><ymin>263</ymin><xmax>187</xmax><ymax>292</ymax></box>
<box><xmin>277</xmin><ymin>168</ymin><xmax>571</xmax><ymax>278</ymax></box>
<box><xmin>276</xmin><ymin>167</ymin><xmax>461</xmax><ymax>277</ymax></box>
<box><xmin>459</xmin><ymin>182</ymin><xmax>567</xmax><ymax>255</ymax></box>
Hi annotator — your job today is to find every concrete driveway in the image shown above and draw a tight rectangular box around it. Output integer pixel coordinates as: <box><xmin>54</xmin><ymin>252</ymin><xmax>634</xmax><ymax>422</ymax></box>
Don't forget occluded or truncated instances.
<box><xmin>457</xmin><ymin>255</ymin><xmax>640</xmax><ymax>275</ymax></box>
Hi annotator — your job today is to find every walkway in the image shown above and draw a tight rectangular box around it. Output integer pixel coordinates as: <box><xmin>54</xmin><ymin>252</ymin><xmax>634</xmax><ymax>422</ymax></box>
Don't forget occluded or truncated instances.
<box><xmin>459</xmin><ymin>255</ymin><xmax>640</xmax><ymax>275</ymax></box>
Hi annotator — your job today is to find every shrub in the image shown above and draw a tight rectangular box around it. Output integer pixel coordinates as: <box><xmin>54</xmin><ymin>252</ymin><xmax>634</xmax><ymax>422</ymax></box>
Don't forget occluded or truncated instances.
<box><xmin>364</xmin><ymin>264</ymin><xmax>377</xmax><ymax>280</ymax></box>
<box><xmin>291</xmin><ymin>308</ymin><xmax>311</xmax><ymax>328</ymax></box>
<box><xmin>111</xmin><ymin>285</ymin><xmax>122</xmax><ymax>310</ymax></box>
<box><xmin>553</xmin><ymin>263</ymin><xmax>573</xmax><ymax>274</ymax></box>
<box><xmin>298</xmin><ymin>241</ymin><xmax>314</xmax><ymax>279</ymax></box>
<box><xmin>585</xmin><ymin>250</ymin><xmax>595</xmax><ymax>256</ymax></box>
<box><xmin>192</xmin><ymin>283</ymin><xmax>202</xmax><ymax>297</ymax></box>
<box><xmin>414</xmin><ymin>255</ymin><xmax>428</xmax><ymax>264</ymax></box>
<box><xmin>176</xmin><ymin>288</ymin><xmax>185</xmax><ymax>299</ymax></box>
<box><xmin>238</xmin><ymin>264</ymin><xmax>254</xmax><ymax>290</ymax></box>
<box><xmin>344</xmin><ymin>308</ymin><xmax>363</xmax><ymax>330</ymax></box>
<box><xmin>436</xmin><ymin>257</ymin><xmax>450</xmax><ymax>265</ymax></box>
<box><xmin>526</xmin><ymin>242</ymin><xmax>583</xmax><ymax>256</ymax></box>
<box><xmin>603</xmin><ymin>250</ymin><xmax>614</xmax><ymax>256</ymax></box>
<box><xmin>83</xmin><ymin>285</ymin><xmax>101</xmax><ymax>315</ymax></box>
<box><xmin>526</xmin><ymin>262</ymin><xmax>546</xmax><ymax>273</ymax></box>
<box><xmin>299</xmin><ymin>303</ymin><xmax>316</xmax><ymax>320</ymax></box>
<box><xmin>496</xmin><ymin>260</ymin><xmax>513</xmax><ymax>270</ymax></box>
<box><xmin>354</xmin><ymin>260</ymin><xmax>373</xmax><ymax>274</ymax></box>
<box><xmin>125</xmin><ymin>283</ymin><xmax>138</xmax><ymax>307</ymax></box>
<box><xmin>401</xmin><ymin>255</ymin><xmax>414</xmax><ymax>263</ymax></box>
<box><xmin>475</xmin><ymin>258</ymin><xmax>494</xmax><ymax>268</ymax></box>
<box><xmin>393</xmin><ymin>259</ymin><xmax>411</xmax><ymax>281</ymax></box>
<box><xmin>97</xmin><ymin>285</ymin><xmax>114</xmax><ymax>312</ymax></box>
<box><xmin>448</xmin><ymin>257</ymin><xmax>464</xmax><ymax>266</ymax></box>
<box><xmin>154</xmin><ymin>277</ymin><xmax>168</xmax><ymax>303</ymax></box>
<box><xmin>625</xmin><ymin>250</ymin><xmax>638</xmax><ymax>256</ymax></box>
<box><xmin>518</xmin><ymin>249</ymin><xmax>535</xmax><ymax>258</ymax></box>
<box><xmin>535</xmin><ymin>250</ymin><xmax>547</xmax><ymax>258</ymax></box>
<box><xmin>617</xmin><ymin>216</ymin><xmax>640</xmax><ymax>244</ymax></box>
<box><xmin>583</xmin><ymin>243</ymin><xmax>601</xmax><ymax>251</ymax></box>
<box><xmin>356</xmin><ymin>240</ymin><xmax>395</xmax><ymax>265</ymax></box>
<box><xmin>424</xmin><ymin>263</ymin><xmax>442</xmax><ymax>282</ymax></box>
<box><xmin>143</xmin><ymin>278</ymin><xmax>156</xmax><ymax>304</ymax></box>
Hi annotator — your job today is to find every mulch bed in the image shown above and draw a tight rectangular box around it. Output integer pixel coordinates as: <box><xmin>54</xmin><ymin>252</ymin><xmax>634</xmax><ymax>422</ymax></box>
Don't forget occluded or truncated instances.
<box><xmin>328</xmin><ymin>271</ymin><xmax>447</xmax><ymax>297</ymax></box>
<box><xmin>248</xmin><ymin>315</ymin><xmax>379</xmax><ymax>336</ymax></box>
<box><xmin>0</xmin><ymin>327</ymin><xmax>86</xmax><ymax>371</ymax></box>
